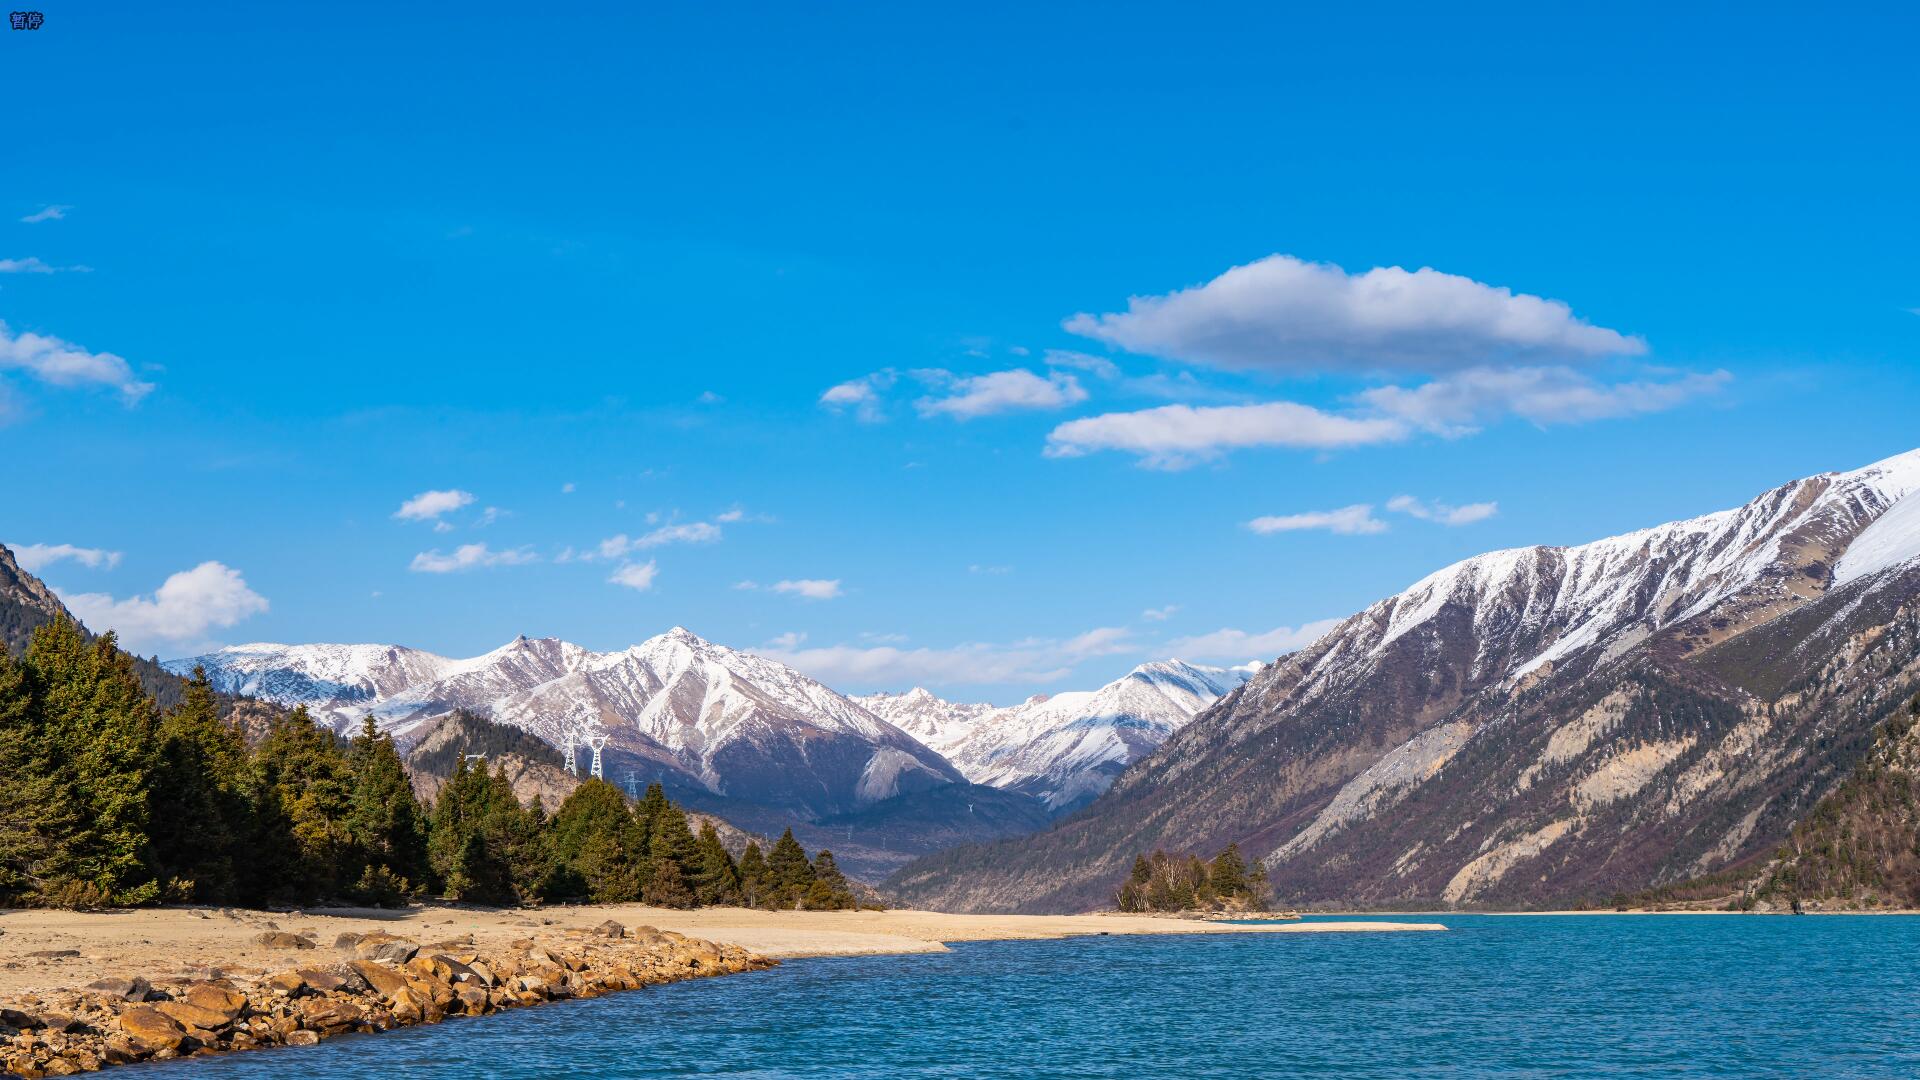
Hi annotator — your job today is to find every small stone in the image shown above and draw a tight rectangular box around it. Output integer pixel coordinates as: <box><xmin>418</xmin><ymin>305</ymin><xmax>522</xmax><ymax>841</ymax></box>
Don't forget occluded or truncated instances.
<box><xmin>284</xmin><ymin>1029</ymin><xmax>320</xmax><ymax>1046</ymax></box>
<box><xmin>592</xmin><ymin>920</ymin><xmax>625</xmax><ymax>938</ymax></box>
<box><xmin>84</xmin><ymin>977</ymin><xmax>150</xmax><ymax>1002</ymax></box>
<box><xmin>252</xmin><ymin>932</ymin><xmax>316</xmax><ymax>950</ymax></box>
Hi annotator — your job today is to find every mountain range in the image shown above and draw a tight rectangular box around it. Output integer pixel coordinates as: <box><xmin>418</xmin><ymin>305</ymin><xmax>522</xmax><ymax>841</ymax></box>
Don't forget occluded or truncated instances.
<box><xmin>165</xmin><ymin>630</ymin><xmax>1242</xmax><ymax>878</ymax></box>
<box><xmin>888</xmin><ymin>447</ymin><xmax>1920</xmax><ymax>912</ymax></box>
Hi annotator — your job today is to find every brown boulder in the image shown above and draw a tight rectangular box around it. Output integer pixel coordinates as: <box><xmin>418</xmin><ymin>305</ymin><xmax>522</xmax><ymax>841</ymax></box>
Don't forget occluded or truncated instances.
<box><xmin>294</xmin><ymin>968</ymin><xmax>350</xmax><ymax>993</ymax></box>
<box><xmin>155</xmin><ymin>1000</ymin><xmax>234</xmax><ymax>1032</ymax></box>
<box><xmin>348</xmin><ymin>961</ymin><xmax>410</xmax><ymax>999</ymax></box>
<box><xmin>252</xmin><ymin>932</ymin><xmax>316</xmax><ymax>950</ymax></box>
<box><xmin>183</xmin><ymin>983</ymin><xmax>247</xmax><ymax>1022</ymax></box>
<box><xmin>265</xmin><ymin>971</ymin><xmax>307</xmax><ymax>996</ymax></box>
<box><xmin>297</xmin><ymin>999</ymin><xmax>364</xmax><ymax>1033</ymax></box>
<box><xmin>593</xmin><ymin>920</ymin><xmax>626</xmax><ymax>938</ymax></box>
<box><xmin>116</xmin><ymin>1007</ymin><xmax>185</xmax><ymax>1053</ymax></box>
<box><xmin>285</xmin><ymin>1029</ymin><xmax>320</xmax><ymax>1046</ymax></box>
<box><xmin>85</xmin><ymin>977</ymin><xmax>150</xmax><ymax>1001</ymax></box>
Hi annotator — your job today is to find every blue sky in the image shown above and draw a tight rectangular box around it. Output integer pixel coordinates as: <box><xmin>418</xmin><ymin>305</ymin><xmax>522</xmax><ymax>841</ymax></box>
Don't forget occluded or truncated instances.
<box><xmin>5</xmin><ymin>3</ymin><xmax>1917</xmax><ymax>700</ymax></box>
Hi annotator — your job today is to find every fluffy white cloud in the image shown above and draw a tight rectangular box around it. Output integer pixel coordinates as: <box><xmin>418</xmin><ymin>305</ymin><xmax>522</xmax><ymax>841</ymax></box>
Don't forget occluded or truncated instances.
<box><xmin>1386</xmin><ymin>495</ymin><xmax>1499</xmax><ymax>526</ymax></box>
<box><xmin>771</xmin><ymin>578</ymin><xmax>843</xmax><ymax>600</ymax></box>
<box><xmin>20</xmin><ymin>205</ymin><xmax>69</xmax><ymax>224</ymax></box>
<box><xmin>819</xmin><ymin>370</ymin><xmax>896</xmax><ymax>422</ymax></box>
<box><xmin>62</xmin><ymin>561</ymin><xmax>268</xmax><ymax>653</ymax></box>
<box><xmin>1359</xmin><ymin>365</ymin><xmax>1731</xmax><ymax>433</ymax></box>
<box><xmin>1065</xmin><ymin>254</ymin><xmax>1644</xmax><ymax>373</ymax></box>
<box><xmin>10</xmin><ymin>542</ymin><xmax>122</xmax><ymax>572</ymax></box>
<box><xmin>1047</xmin><ymin>401</ymin><xmax>1407</xmax><ymax>469</ymax></box>
<box><xmin>1247</xmin><ymin>505</ymin><xmax>1387</xmax><ymax>536</ymax></box>
<box><xmin>608</xmin><ymin>560</ymin><xmax>658</xmax><ymax>591</ymax></box>
<box><xmin>761</xmin><ymin>625</ymin><xmax>1137</xmax><ymax>687</ymax></box>
<box><xmin>393</xmin><ymin>489</ymin><xmax>475</xmax><ymax>522</ymax></box>
<box><xmin>917</xmin><ymin>369</ymin><xmax>1088</xmax><ymax>420</ymax></box>
<box><xmin>1141</xmin><ymin>604</ymin><xmax>1179</xmax><ymax>621</ymax></box>
<box><xmin>408</xmin><ymin>543</ymin><xmax>537</xmax><ymax>573</ymax></box>
<box><xmin>0</xmin><ymin>320</ymin><xmax>154</xmax><ymax>402</ymax></box>
<box><xmin>1165</xmin><ymin>618</ymin><xmax>1344</xmax><ymax>663</ymax></box>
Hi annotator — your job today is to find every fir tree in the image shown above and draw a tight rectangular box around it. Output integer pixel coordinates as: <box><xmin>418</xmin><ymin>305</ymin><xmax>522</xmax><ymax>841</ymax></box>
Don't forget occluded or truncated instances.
<box><xmin>248</xmin><ymin>706</ymin><xmax>356</xmax><ymax>901</ymax></box>
<box><xmin>148</xmin><ymin>667</ymin><xmax>251</xmax><ymax>902</ymax></box>
<box><xmin>737</xmin><ymin>841</ymin><xmax>770</xmax><ymax>908</ymax></box>
<box><xmin>805</xmin><ymin>849</ymin><xmax>856</xmax><ymax>910</ymax></box>
<box><xmin>0</xmin><ymin>646</ymin><xmax>77</xmax><ymax>906</ymax></box>
<box><xmin>766</xmin><ymin>828</ymin><xmax>815</xmax><ymax>908</ymax></box>
<box><xmin>548</xmin><ymin>778</ymin><xmax>646</xmax><ymax>902</ymax></box>
<box><xmin>691</xmin><ymin>822</ymin><xmax>743</xmax><ymax>906</ymax></box>
<box><xmin>346</xmin><ymin>716</ymin><xmax>430</xmax><ymax>903</ymax></box>
<box><xmin>641</xmin><ymin>801</ymin><xmax>700</xmax><ymax>908</ymax></box>
<box><xmin>427</xmin><ymin>757</ymin><xmax>546</xmax><ymax>906</ymax></box>
<box><xmin>24</xmin><ymin>621</ymin><xmax>161</xmax><ymax>906</ymax></box>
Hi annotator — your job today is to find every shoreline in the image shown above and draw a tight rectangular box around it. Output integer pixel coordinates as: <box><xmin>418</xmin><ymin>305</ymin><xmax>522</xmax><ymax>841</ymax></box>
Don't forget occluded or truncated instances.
<box><xmin>0</xmin><ymin>904</ymin><xmax>1442</xmax><ymax>1075</ymax></box>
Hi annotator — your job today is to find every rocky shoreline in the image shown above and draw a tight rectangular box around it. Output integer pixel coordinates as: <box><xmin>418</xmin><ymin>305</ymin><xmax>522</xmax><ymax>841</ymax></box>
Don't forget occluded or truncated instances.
<box><xmin>0</xmin><ymin>921</ymin><xmax>772</xmax><ymax>1077</ymax></box>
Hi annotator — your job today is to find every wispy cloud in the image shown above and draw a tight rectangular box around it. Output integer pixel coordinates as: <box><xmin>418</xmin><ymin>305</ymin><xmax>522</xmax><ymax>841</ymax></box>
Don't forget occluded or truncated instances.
<box><xmin>1165</xmin><ymin>618</ymin><xmax>1343</xmax><ymax>663</ymax></box>
<box><xmin>1141</xmin><ymin>604</ymin><xmax>1179</xmax><ymax>621</ymax></box>
<box><xmin>916</xmin><ymin>368</ymin><xmax>1089</xmax><ymax>420</ymax></box>
<box><xmin>1247</xmin><ymin>505</ymin><xmax>1388</xmax><ymax>536</ymax></box>
<box><xmin>819</xmin><ymin>370</ymin><xmax>896</xmax><ymax>422</ymax></box>
<box><xmin>608</xmin><ymin>560</ymin><xmax>658</xmax><ymax>591</ymax></box>
<box><xmin>10</xmin><ymin>542</ymin><xmax>122</xmax><ymax>572</ymax></box>
<box><xmin>0</xmin><ymin>320</ymin><xmax>154</xmax><ymax>403</ymax></box>
<box><xmin>393</xmin><ymin>489</ymin><xmax>475</xmax><ymax>522</ymax></box>
<box><xmin>1065</xmin><ymin>254</ymin><xmax>1644</xmax><ymax>374</ymax></box>
<box><xmin>20</xmin><ymin>205</ymin><xmax>70</xmax><ymax>224</ymax></box>
<box><xmin>761</xmin><ymin>625</ymin><xmax>1137</xmax><ymax>687</ymax></box>
<box><xmin>1359</xmin><ymin>365</ymin><xmax>1731</xmax><ymax>434</ymax></box>
<box><xmin>770</xmin><ymin>578</ymin><xmax>843</xmax><ymax>600</ymax></box>
<box><xmin>1386</xmin><ymin>494</ymin><xmax>1499</xmax><ymax>526</ymax></box>
<box><xmin>61</xmin><ymin>561</ymin><xmax>268</xmax><ymax>654</ymax></box>
<box><xmin>409</xmin><ymin>543</ymin><xmax>537</xmax><ymax>573</ymax></box>
<box><xmin>1047</xmin><ymin>402</ymin><xmax>1407</xmax><ymax>469</ymax></box>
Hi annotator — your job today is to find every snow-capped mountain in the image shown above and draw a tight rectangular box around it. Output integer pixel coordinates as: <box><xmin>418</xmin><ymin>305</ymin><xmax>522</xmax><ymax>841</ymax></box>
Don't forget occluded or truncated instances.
<box><xmin>857</xmin><ymin>660</ymin><xmax>1256</xmax><ymax>812</ymax></box>
<box><xmin>171</xmin><ymin>627</ymin><xmax>964</xmax><ymax>821</ymax></box>
<box><xmin>891</xmin><ymin>448</ymin><xmax>1920</xmax><ymax>913</ymax></box>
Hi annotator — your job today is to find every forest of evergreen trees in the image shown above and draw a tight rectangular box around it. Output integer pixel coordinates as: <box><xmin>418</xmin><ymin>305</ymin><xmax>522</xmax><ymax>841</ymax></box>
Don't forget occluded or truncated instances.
<box><xmin>0</xmin><ymin>619</ymin><xmax>859</xmax><ymax>912</ymax></box>
<box><xmin>1114</xmin><ymin>845</ymin><xmax>1269</xmax><ymax>913</ymax></box>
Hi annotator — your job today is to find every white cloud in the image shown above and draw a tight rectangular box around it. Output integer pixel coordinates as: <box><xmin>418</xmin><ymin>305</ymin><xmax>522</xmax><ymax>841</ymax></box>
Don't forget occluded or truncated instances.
<box><xmin>715</xmin><ymin>508</ymin><xmax>745</xmax><ymax>523</ymax></box>
<box><xmin>561</xmin><ymin>482</ymin><xmax>576</xmax><ymax>493</ymax></box>
<box><xmin>0</xmin><ymin>258</ymin><xmax>54</xmax><ymax>274</ymax></box>
<box><xmin>408</xmin><ymin>543</ymin><xmax>537</xmax><ymax>573</ymax></box>
<box><xmin>587</xmin><ymin>521</ymin><xmax>723</xmax><ymax>561</ymax></box>
<box><xmin>916</xmin><ymin>368</ymin><xmax>1088</xmax><ymax>420</ymax></box>
<box><xmin>697</xmin><ymin>390</ymin><xmax>724</xmax><ymax>404</ymax></box>
<box><xmin>819</xmin><ymin>370</ymin><xmax>896</xmax><ymax>423</ymax></box>
<box><xmin>1359</xmin><ymin>365</ymin><xmax>1731</xmax><ymax>433</ymax></box>
<box><xmin>1141</xmin><ymin>604</ymin><xmax>1179</xmax><ymax>621</ymax></box>
<box><xmin>1047</xmin><ymin>401</ymin><xmax>1407</xmax><ymax>469</ymax></box>
<box><xmin>608</xmin><ymin>560</ymin><xmax>658</xmax><ymax>591</ymax></box>
<box><xmin>766</xmin><ymin>631</ymin><xmax>807</xmax><ymax>649</ymax></box>
<box><xmin>761</xmin><ymin>625</ymin><xmax>1137</xmax><ymax>687</ymax></box>
<box><xmin>0</xmin><ymin>320</ymin><xmax>154</xmax><ymax>402</ymax></box>
<box><xmin>393</xmin><ymin>488</ymin><xmax>475</xmax><ymax>522</ymax></box>
<box><xmin>1043</xmin><ymin>349</ymin><xmax>1121</xmax><ymax>380</ymax></box>
<box><xmin>11</xmin><ymin>542</ymin><xmax>123</xmax><ymax>572</ymax></box>
<box><xmin>770</xmin><ymin>578</ymin><xmax>843</xmax><ymax>600</ymax></box>
<box><xmin>969</xmin><ymin>564</ymin><xmax>1012</xmax><ymax>575</ymax></box>
<box><xmin>1065</xmin><ymin>254</ymin><xmax>1644</xmax><ymax>373</ymax></box>
<box><xmin>1247</xmin><ymin>505</ymin><xmax>1387</xmax><ymax>536</ymax></box>
<box><xmin>1386</xmin><ymin>495</ymin><xmax>1499</xmax><ymax>526</ymax></box>
<box><xmin>61</xmin><ymin>561</ymin><xmax>268</xmax><ymax>654</ymax></box>
<box><xmin>475</xmin><ymin>506</ymin><xmax>506</xmax><ymax>527</ymax></box>
<box><xmin>20</xmin><ymin>205</ymin><xmax>69</xmax><ymax>224</ymax></box>
<box><xmin>1165</xmin><ymin>618</ymin><xmax>1344</xmax><ymax>663</ymax></box>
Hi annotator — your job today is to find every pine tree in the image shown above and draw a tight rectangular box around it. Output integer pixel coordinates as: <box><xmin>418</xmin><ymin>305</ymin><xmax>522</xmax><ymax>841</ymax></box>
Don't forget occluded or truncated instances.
<box><xmin>346</xmin><ymin>716</ymin><xmax>430</xmax><ymax>903</ymax></box>
<box><xmin>805</xmin><ymin>849</ymin><xmax>855</xmax><ymax>910</ymax></box>
<box><xmin>24</xmin><ymin>621</ymin><xmax>161</xmax><ymax>906</ymax></box>
<box><xmin>0</xmin><ymin>646</ymin><xmax>77</xmax><ymax>906</ymax></box>
<box><xmin>549</xmin><ymin>778</ymin><xmax>646</xmax><ymax>902</ymax></box>
<box><xmin>737</xmin><ymin>841</ymin><xmax>770</xmax><ymax>908</ymax></box>
<box><xmin>642</xmin><ymin>801</ymin><xmax>700</xmax><ymax>908</ymax></box>
<box><xmin>690</xmin><ymin>822</ymin><xmax>742</xmax><ymax>906</ymax></box>
<box><xmin>148</xmin><ymin>667</ymin><xmax>251</xmax><ymax>902</ymax></box>
<box><xmin>766</xmin><ymin>828</ymin><xmax>814</xmax><ymax>908</ymax></box>
<box><xmin>248</xmin><ymin>706</ymin><xmax>356</xmax><ymax>901</ymax></box>
<box><xmin>427</xmin><ymin>757</ymin><xmax>546</xmax><ymax>906</ymax></box>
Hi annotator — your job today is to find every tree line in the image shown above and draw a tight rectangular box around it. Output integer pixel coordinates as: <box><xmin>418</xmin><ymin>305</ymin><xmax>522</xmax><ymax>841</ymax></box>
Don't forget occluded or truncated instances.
<box><xmin>0</xmin><ymin>619</ymin><xmax>858</xmax><ymax>911</ymax></box>
<box><xmin>1115</xmin><ymin>845</ymin><xmax>1269</xmax><ymax>913</ymax></box>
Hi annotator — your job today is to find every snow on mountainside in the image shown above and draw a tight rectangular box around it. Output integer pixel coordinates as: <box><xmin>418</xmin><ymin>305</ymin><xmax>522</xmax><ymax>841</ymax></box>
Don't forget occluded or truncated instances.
<box><xmin>888</xmin><ymin>447</ymin><xmax>1920</xmax><ymax>913</ymax></box>
<box><xmin>857</xmin><ymin>660</ymin><xmax>1256</xmax><ymax>812</ymax></box>
<box><xmin>170</xmin><ymin>628</ymin><xmax>962</xmax><ymax>819</ymax></box>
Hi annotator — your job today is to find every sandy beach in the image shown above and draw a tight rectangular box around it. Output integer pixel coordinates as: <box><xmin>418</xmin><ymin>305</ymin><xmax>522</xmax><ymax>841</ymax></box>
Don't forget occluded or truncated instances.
<box><xmin>0</xmin><ymin>904</ymin><xmax>1443</xmax><ymax>997</ymax></box>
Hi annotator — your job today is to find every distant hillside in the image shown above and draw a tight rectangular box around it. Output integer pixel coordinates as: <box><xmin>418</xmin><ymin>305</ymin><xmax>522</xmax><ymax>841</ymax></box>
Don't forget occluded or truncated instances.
<box><xmin>0</xmin><ymin>542</ymin><xmax>186</xmax><ymax>708</ymax></box>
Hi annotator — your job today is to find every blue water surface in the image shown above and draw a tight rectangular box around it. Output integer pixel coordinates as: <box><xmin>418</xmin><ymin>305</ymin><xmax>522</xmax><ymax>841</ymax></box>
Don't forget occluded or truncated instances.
<box><xmin>145</xmin><ymin>914</ymin><xmax>1920</xmax><ymax>1078</ymax></box>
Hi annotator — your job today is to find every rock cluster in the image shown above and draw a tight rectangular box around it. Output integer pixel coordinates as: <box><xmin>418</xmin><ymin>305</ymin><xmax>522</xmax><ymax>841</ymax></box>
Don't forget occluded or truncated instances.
<box><xmin>0</xmin><ymin>923</ymin><xmax>772</xmax><ymax>1077</ymax></box>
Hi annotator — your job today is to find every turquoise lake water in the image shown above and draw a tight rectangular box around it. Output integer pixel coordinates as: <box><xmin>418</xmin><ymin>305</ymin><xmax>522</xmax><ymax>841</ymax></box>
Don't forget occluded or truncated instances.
<box><xmin>153</xmin><ymin>914</ymin><xmax>1920</xmax><ymax>1077</ymax></box>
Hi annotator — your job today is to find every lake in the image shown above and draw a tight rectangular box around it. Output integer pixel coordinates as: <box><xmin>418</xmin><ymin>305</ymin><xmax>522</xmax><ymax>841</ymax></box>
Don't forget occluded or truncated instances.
<box><xmin>151</xmin><ymin>914</ymin><xmax>1920</xmax><ymax>1077</ymax></box>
